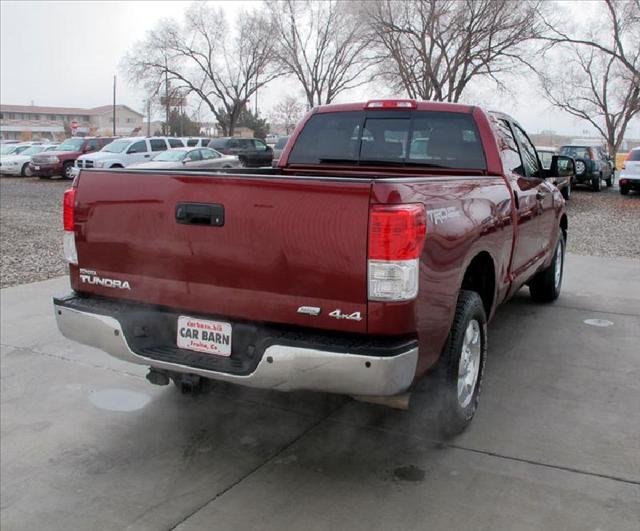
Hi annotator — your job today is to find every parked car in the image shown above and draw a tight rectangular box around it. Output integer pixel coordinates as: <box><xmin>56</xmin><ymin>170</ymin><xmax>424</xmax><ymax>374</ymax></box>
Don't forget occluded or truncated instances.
<box><xmin>536</xmin><ymin>146</ymin><xmax>571</xmax><ymax>200</ymax></box>
<box><xmin>54</xmin><ymin>99</ymin><xmax>570</xmax><ymax>435</ymax></box>
<box><xmin>619</xmin><ymin>147</ymin><xmax>640</xmax><ymax>195</ymax></box>
<box><xmin>558</xmin><ymin>144</ymin><xmax>613</xmax><ymax>191</ymax></box>
<box><xmin>129</xmin><ymin>147</ymin><xmax>241</xmax><ymax>169</ymax></box>
<box><xmin>272</xmin><ymin>135</ymin><xmax>290</xmax><ymax>167</ymax></box>
<box><xmin>208</xmin><ymin>137</ymin><xmax>273</xmax><ymax>167</ymax></box>
<box><xmin>0</xmin><ymin>144</ymin><xmax>59</xmax><ymax>176</ymax></box>
<box><xmin>75</xmin><ymin>137</ymin><xmax>178</xmax><ymax>172</ymax></box>
<box><xmin>1</xmin><ymin>141</ymin><xmax>43</xmax><ymax>159</ymax></box>
<box><xmin>181</xmin><ymin>137</ymin><xmax>211</xmax><ymax>148</ymax></box>
<box><xmin>31</xmin><ymin>137</ymin><xmax>115</xmax><ymax>179</ymax></box>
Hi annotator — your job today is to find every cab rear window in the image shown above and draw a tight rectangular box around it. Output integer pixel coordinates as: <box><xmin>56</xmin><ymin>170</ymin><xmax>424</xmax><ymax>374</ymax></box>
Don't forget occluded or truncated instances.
<box><xmin>287</xmin><ymin>111</ymin><xmax>486</xmax><ymax>170</ymax></box>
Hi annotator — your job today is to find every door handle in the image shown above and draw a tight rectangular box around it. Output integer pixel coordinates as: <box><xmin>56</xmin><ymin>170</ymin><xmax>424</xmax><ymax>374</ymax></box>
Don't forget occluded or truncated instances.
<box><xmin>536</xmin><ymin>190</ymin><xmax>546</xmax><ymax>201</ymax></box>
<box><xmin>144</xmin><ymin>154</ymin><xmax>150</xmax><ymax>158</ymax></box>
<box><xmin>175</xmin><ymin>203</ymin><xmax>224</xmax><ymax>226</ymax></box>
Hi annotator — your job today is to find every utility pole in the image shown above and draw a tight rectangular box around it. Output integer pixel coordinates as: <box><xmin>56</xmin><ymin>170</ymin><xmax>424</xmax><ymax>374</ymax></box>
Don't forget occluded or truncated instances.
<box><xmin>165</xmin><ymin>57</ymin><xmax>170</xmax><ymax>135</ymax></box>
<box><xmin>112</xmin><ymin>75</ymin><xmax>116</xmax><ymax>136</ymax></box>
<box><xmin>147</xmin><ymin>98</ymin><xmax>151</xmax><ymax>136</ymax></box>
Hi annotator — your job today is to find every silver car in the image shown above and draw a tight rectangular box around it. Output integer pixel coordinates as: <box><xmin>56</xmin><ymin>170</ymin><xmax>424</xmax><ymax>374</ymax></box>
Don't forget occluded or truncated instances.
<box><xmin>130</xmin><ymin>147</ymin><xmax>241</xmax><ymax>169</ymax></box>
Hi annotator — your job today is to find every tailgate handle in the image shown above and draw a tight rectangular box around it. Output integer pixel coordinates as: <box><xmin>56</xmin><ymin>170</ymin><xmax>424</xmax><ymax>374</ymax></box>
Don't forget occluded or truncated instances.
<box><xmin>175</xmin><ymin>203</ymin><xmax>224</xmax><ymax>226</ymax></box>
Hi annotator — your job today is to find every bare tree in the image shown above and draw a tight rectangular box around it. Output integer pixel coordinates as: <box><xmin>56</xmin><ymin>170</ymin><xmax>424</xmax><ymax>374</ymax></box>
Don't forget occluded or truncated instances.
<box><xmin>268</xmin><ymin>96</ymin><xmax>306</xmax><ymax>134</ymax></box>
<box><xmin>539</xmin><ymin>0</ymin><xmax>640</xmax><ymax>80</ymax></box>
<box><xmin>366</xmin><ymin>0</ymin><xmax>548</xmax><ymax>102</ymax></box>
<box><xmin>122</xmin><ymin>2</ymin><xmax>282</xmax><ymax>136</ymax></box>
<box><xmin>541</xmin><ymin>48</ymin><xmax>639</xmax><ymax>155</ymax></box>
<box><xmin>266</xmin><ymin>0</ymin><xmax>377</xmax><ymax>108</ymax></box>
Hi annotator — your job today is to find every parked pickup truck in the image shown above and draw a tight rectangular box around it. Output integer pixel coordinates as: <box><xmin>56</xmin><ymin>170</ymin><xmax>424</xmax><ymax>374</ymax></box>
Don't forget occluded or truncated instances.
<box><xmin>54</xmin><ymin>100</ymin><xmax>571</xmax><ymax>434</ymax></box>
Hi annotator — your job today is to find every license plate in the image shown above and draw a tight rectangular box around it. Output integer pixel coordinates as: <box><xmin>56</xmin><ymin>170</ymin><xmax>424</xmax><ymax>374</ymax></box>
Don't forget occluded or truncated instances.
<box><xmin>177</xmin><ymin>316</ymin><xmax>231</xmax><ymax>356</ymax></box>
<box><xmin>34</xmin><ymin>165</ymin><xmax>40</xmax><ymax>170</ymax></box>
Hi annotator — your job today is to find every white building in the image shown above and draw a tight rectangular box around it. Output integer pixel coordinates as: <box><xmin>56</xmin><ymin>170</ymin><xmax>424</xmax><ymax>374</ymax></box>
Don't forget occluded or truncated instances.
<box><xmin>0</xmin><ymin>104</ymin><xmax>144</xmax><ymax>141</ymax></box>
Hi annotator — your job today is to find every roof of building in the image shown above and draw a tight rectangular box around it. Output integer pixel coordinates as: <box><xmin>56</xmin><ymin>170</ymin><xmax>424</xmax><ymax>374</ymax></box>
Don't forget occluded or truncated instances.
<box><xmin>0</xmin><ymin>104</ymin><xmax>143</xmax><ymax>117</ymax></box>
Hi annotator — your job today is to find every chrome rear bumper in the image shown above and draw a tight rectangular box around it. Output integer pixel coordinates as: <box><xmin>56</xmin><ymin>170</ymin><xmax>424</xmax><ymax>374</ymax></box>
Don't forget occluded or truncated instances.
<box><xmin>54</xmin><ymin>303</ymin><xmax>418</xmax><ymax>397</ymax></box>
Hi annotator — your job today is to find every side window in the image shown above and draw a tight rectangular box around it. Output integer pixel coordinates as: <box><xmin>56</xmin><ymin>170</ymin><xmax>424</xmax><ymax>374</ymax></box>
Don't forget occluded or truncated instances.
<box><xmin>186</xmin><ymin>150</ymin><xmax>202</xmax><ymax>161</ymax></box>
<box><xmin>227</xmin><ymin>139</ymin><xmax>239</xmax><ymax>149</ymax></box>
<box><xmin>187</xmin><ymin>139</ymin><xmax>198</xmax><ymax>147</ymax></box>
<box><xmin>253</xmin><ymin>139</ymin><xmax>267</xmax><ymax>151</ymax></box>
<box><xmin>127</xmin><ymin>140</ymin><xmax>147</xmax><ymax>154</ymax></box>
<box><xmin>86</xmin><ymin>139</ymin><xmax>99</xmax><ymax>151</ymax></box>
<box><xmin>168</xmin><ymin>138</ymin><xmax>183</xmax><ymax>148</ymax></box>
<box><xmin>150</xmin><ymin>139</ymin><xmax>167</xmax><ymax>152</ymax></box>
<box><xmin>495</xmin><ymin>119</ymin><xmax>524</xmax><ymax>176</ymax></box>
<box><xmin>238</xmin><ymin>139</ymin><xmax>252</xmax><ymax>149</ymax></box>
<box><xmin>512</xmin><ymin>125</ymin><xmax>541</xmax><ymax>178</ymax></box>
<box><xmin>201</xmin><ymin>149</ymin><xmax>217</xmax><ymax>160</ymax></box>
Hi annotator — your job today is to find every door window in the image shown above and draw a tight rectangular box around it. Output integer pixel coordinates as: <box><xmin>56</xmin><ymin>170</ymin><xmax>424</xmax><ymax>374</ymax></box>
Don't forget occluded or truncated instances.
<box><xmin>185</xmin><ymin>149</ymin><xmax>202</xmax><ymax>161</ymax></box>
<box><xmin>512</xmin><ymin>125</ymin><xmax>541</xmax><ymax>178</ymax></box>
<box><xmin>495</xmin><ymin>119</ymin><xmax>524</xmax><ymax>176</ymax></box>
<box><xmin>252</xmin><ymin>139</ymin><xmax>268</xmax><ymax>151</ymax></box>
<box><xmin>201</xmin><ymin>148</ymin><xmax>218</xmax><ymax>160</ymax></box>
<box><xmin>127</xmin><ymin>140</ymin><xmax>147</xmax><ymax>154</ymax></box>
<box><xmin>168</xmin><ymin>138</ymin><xmax>184</xmax><ymax>148</ymax></box>
<box><xmin>85</xmin><ymin>139</ymin><xmax>99</xmax><ymax>151</ymax></box>
<box><xmin>150</xmin><ymin>139</ymin><xmax>168</xmax><ymax>152</ymax></box>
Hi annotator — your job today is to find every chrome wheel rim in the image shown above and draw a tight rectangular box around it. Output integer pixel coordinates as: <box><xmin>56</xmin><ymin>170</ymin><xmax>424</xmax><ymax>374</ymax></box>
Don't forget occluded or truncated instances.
<box><xmin>458</xmin><ymin>319</ymin><xmax>481</xmax><ymax>408</ymax></box>
<box><xmin>554</xmin><ymin>240</ymin><xmax>563</xmax><ymax>290</ymax></box>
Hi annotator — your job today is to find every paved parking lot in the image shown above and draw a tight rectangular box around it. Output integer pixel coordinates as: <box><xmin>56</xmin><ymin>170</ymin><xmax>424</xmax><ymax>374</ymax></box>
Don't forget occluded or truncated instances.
<box><xmin>1</xmin><ymin>253</ymin><xmax>639</xmax><ymax>530</ymax></box>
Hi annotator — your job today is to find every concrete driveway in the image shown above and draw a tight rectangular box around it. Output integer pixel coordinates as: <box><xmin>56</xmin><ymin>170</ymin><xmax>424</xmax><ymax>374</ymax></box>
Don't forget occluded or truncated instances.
<box><xmin>1</xmin><ymin>253</ymin><xmax>639</xmax><ymax>531</ymax></box>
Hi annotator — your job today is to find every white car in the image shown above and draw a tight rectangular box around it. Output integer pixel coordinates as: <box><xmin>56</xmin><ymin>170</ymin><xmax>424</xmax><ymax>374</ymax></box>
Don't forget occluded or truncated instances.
<box><xmin>0</xmin><ymin>144</ymin><xmax>59</xmax><ymax>176</ymax></box>
<box><xmin>181</xmin><ymin>137</ymin><xmax>211</xmax><ymax>148</ymax></box>
<box><xmin>75</xmin><ymin>137</ymin><xmax>182</xmax><ymax>170</ymax></box>
<box><xmin>619</xmin><ymin>147</ymin><xmax>640</xmax><ymax>196</ymax></box>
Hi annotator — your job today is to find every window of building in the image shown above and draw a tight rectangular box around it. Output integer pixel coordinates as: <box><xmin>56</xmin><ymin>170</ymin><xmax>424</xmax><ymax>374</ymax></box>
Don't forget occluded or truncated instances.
<box><xmin>48</xmin><ymin>114</ymin><xmax>56</xmax><ymax>120</ymax></box>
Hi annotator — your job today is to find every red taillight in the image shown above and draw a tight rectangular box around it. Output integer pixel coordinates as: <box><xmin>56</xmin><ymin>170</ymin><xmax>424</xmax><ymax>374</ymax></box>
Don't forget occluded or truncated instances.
<box><xmin>364</xmin><ymin>99</ymin><xmax>417</xmax><ymax>110</ymax></box>
<box><xmin>63</xmin><ymin>188</ymin><xmax>76</xmax><ymax>231</ymax></box>
<box><xmin>368</xmin><ymin>204</ymin><xmax>427</xmax><ymax>260</ymax></box>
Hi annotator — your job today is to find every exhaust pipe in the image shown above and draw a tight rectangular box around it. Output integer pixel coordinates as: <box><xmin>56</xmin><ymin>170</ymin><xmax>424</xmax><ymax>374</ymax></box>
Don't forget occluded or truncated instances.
<box><xmin>146</xmin><ymin>368</ymin><xmax>170</xmax><ymax>386</ymax></box>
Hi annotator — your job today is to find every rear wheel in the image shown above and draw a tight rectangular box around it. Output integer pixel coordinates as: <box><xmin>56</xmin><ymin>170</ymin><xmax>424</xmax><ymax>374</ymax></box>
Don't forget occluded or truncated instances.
<box><xmin>591</xmin><ymin>174</ymin><xmax>601</xmax><ymax>192</ymax></box>
<box><xmin>20</xmin><ymin>162</ymin><xmax>32</xmax><ymax>177</ymax></box>
<box><xmin>437</xmin><ymin>290</ymin><xmax>487</xmax><ymax>437</ymax></box>
<box><xmin>529</xmin><ymin>232</ymin><xmax>565</xmax><ymax>303</ymax></box>
<box><xmin>605</xmin><ymin>175</ymin><xmax>613</xmax><ymax>187</ymax></box>
<box><xmin>620</xmin><ymin>185</ymin><xmax>629</xmax><ymax>195</ymax></box>
<box><xmin>561</xmin><ymin>182</ymin><xmax>571</xmax><ymax>201</ymax></box>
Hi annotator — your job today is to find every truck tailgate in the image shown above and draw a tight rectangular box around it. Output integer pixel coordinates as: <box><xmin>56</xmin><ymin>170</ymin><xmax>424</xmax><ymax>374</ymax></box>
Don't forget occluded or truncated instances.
<box><xmin>72</xmin><ymin>171</ymin><xmax>372</xmax><ymax>333</ymax></box>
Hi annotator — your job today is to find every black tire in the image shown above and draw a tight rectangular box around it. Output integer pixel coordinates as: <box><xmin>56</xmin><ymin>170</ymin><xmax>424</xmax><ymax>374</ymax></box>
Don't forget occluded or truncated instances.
<box><xmin>620</xmin><ymin>185</ymin><xmax>629</xmax><ymax>196</ymax></box>
<box><xmin>20</xmin><ymin>162</ymin><xmax>32</xmax><ymax>177</ymax></box>
<box><xmin>591</xmin><ymin>174</ymin><xmax>601</xmax><ymax>192</ymax></box>
<box><xmin>529</xmin><ymin>232</ymin><xmax>565</xmax><ymax>303</ymax></box>
<box><xmin>38</xmin><ymin>175</ymin><xmax>51</xmax><ymax>180</ymax></box>
<box><xmin>605</xmin><ymin>175</ymin><xmax>613</xmax><ymax>187</ymax></box>
<box><xmin>561</xmin><ymin>182</ymin><xmax>571</xmax><ymax>201</ymax></box>
<box><xmin>62</xmin><ymin>162</ymin><xmax>74</xmax><ymax>180</ymax></box>
<box><xmin>437</xmin><ymin>290</ymin><xmax>487</xmax><ymax>437</ymax></box>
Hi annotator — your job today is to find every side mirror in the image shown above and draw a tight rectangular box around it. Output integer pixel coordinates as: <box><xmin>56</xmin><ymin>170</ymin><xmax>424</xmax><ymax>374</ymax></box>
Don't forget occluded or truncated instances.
<box><xmin>182</xmin><ymin>159</ymin><xmax>187</xmax><ymax>164</ymax></box>
<box><xmin>549</xmin><ymin>155</ymin><xmax>575</xmax><ymax>178</ymax></box>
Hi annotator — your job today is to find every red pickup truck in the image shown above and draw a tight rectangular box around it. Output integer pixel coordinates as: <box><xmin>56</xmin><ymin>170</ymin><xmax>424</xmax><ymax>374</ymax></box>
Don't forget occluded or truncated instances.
<box><xmin>54</xmin><ymin>100</ymin><xmax>572</xmax><ymax>434</ymax></box>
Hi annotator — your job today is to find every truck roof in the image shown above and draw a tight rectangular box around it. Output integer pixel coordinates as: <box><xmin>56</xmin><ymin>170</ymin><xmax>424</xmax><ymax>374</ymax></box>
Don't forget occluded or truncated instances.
<box><xmin>314</xmin><ymin>100</ymin><xmax>476</xmax><ymax>114</ymax></box>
